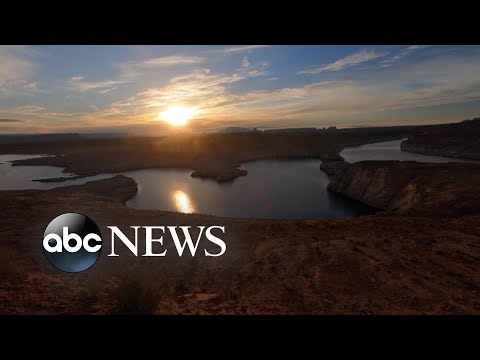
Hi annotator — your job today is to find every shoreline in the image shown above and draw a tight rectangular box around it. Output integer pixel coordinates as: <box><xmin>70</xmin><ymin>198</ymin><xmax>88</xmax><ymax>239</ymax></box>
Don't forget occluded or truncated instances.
<box><xmin>401</xmin><ymin>141</ymin><xmax>480</xmax><ymax>160</ymax></box>
<box><xmin>0</xmin><ymin>130</ymin><xmax>412</xmax><ymax>183</ymax></box>
<box><xmin>399</xmin><ymin>118</ymin><xmax>480</xmax><ymax>160</ymax></box>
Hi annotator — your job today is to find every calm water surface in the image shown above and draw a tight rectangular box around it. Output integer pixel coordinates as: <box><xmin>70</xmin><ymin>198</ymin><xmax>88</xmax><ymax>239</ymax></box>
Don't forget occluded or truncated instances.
<box><xmin>340</xmin><ymin>139</ymin><xmax>480</xmax><ymax>163</ymax></box>
<box><xmin>1</xmin><ymin>139</ymin><xmax>477</xmax><ymax>218</ymax></box>
<box><xmin>124</xmin><ymin>161</ymin><xmax>371</xmax><ymax>218</ymax></box>
<box><xmin>0</xmin><ymin>154</ymin><xmax>369</xmax><ymax>218</ymax></box>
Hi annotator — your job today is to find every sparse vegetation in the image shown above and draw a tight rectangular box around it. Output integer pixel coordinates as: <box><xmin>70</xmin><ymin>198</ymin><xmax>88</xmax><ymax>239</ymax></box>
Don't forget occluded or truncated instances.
<box><xmin>0</xmin><ymin>246</ymin><xmax>20</xmax><ymax>279</ymax></box>
<box><xmin>84</xmin><ymin>273</ymin><xmax>105</xmax><ymax>303</ymax></box>
<box><xmin>110</xmin><ymin>272</ymin><xmax>159</xmax><ymax>314</ymax></box>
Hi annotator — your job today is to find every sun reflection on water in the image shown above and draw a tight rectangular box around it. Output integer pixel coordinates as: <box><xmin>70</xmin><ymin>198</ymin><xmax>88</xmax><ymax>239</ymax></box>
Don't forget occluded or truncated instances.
<box><xmin>173</xmin><ymin>190</ymin><xmax>195</xmax><ymax>214</ymax></box>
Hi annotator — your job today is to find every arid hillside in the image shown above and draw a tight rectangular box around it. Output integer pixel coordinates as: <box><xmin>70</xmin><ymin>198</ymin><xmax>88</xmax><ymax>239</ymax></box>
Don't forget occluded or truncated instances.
<box><xmin>401</xmin><ymin>118</ymin><xmax>480</xmax><ymax>160</ymax></box>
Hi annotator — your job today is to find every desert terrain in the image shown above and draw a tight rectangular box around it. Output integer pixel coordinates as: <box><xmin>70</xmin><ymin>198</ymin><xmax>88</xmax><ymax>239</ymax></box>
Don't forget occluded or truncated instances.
<box><xmin>0</xmin><ymin>120</ymin><xmax>479</xmax><ymax>314</ymax></box>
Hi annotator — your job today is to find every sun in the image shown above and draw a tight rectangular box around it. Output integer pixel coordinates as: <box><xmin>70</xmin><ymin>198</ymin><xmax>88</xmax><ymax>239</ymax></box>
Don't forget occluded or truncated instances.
<box><xmin>159</xmin><ymin>106</ymin><xmax>196</xmax><ymax>126</ymax></box>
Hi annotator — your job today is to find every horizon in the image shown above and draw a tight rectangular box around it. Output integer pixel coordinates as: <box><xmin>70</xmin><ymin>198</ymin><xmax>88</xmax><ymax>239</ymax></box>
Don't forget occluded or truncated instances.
<box><xmin>1</xmin><ymin>45</ymin><xmax>480</xmax><ymax>135</ymax></box>
<box><xmin>0</xmin><ymin>119</ymin><xmax>471</xmax><ymax>137</ymax></box>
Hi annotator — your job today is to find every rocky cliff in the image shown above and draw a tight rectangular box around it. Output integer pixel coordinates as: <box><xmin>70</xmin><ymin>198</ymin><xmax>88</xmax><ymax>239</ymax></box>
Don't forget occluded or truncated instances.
<box><xmin>321</xmin><ymin>160</ymin><xmax>480</xmax><ymax>216</ymax></box>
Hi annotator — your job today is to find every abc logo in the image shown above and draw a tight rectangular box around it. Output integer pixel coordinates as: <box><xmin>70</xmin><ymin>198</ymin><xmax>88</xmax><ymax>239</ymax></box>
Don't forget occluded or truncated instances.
<box><xmin>43</xmin><ymin>213</ymin><xmax>102</xmax><ymax>272</ymax></box>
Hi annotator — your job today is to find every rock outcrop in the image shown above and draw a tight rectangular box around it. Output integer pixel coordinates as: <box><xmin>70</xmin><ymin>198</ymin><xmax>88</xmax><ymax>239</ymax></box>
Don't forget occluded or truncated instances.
<box><xmin>54</xmin><ymin>175</ymin><xmax>138</xmax><ymax>204</ymax></box>
<box><xmin>319</xmin><ymin>160</ymin><xmax>350</xmax><ymax>177</ymax></box>
<box><xmin>191</xmin><ymin>168</ymin><xmax>247</xmax><ymax>182</ymax></box>
<box><xmin>322</xmin><ymin>160</ymin><xmax>480</xmax><ymax>216</ymax></box>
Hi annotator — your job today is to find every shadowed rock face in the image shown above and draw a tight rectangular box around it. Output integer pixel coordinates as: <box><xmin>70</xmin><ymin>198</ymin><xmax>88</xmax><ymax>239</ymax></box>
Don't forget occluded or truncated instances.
<box><xmin>401</xmin><ymin>118</ymin><xmax>480</xmax><ymax>160</ymax></box>
<box><xmin>1</xmin><ymin>174</ymin><xmax>480</xmax><ymax>314</ymax></box>
<box><xmin>54</xmin><ymin>175</ymin><xmax>137</xmax><ymax>203</ymax></box>
<box><xmin>322</xmin><ymin>160</ymin><xmax>480</xmax><ymax>216</ymax></box>
<box><xmin>191</xmin><ymin>168</ymin><xmax>248</xmax><ymax>182</ymax></box>
<box><xmin>320</xmin><ymin>161</ymin><xmax>350</xmax><ymax>177</ymax></box>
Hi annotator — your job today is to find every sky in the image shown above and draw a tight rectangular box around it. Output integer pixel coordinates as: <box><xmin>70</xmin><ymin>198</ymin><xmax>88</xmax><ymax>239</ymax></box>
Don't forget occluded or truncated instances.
<box><xmin>1</xmin><ymin>45</ymin><xmax>480</xmax><ymax>134</ymax></box>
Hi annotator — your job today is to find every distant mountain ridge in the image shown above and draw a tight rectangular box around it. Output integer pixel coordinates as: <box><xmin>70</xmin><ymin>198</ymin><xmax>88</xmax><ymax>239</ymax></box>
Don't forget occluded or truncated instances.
<box><xmin>219</xmin><ymin>127</ymin><xmax>256</xmax><ymax>133</ymax></box>
<box><xmin>0</xmin><ymin>133</ymin><xmax>81</xmax><ymax>145</ymax></box>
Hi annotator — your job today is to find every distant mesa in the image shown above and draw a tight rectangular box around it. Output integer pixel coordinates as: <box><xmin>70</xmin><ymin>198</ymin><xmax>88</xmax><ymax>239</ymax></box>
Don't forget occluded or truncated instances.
<box><xmin>219</xmin><ymin>127</ymin><xmax>258</xmax><ymax>134</ymax></box>
<box><xmin>320</xmin><ymin>126</ymin><xmax>338</xmax><ymax>132</ymax></box>
<box><xmin>219</xmin><ymin>126</ymin><xmax>339</xmax><ymax>135</ymax></box>
<box><xmin>264</xmin><ymin>127</ymin><xmax>318</xmax><ymax>134</ymax></box>
<box><xmin>461</xmin><ymin>117</ymin><xmax>480</xmax><ymax>124</ymax></box>
<box><xmin>0</xmin><ymin>119</ymin><xmax>23</xmax><ymax>122</ymax></box>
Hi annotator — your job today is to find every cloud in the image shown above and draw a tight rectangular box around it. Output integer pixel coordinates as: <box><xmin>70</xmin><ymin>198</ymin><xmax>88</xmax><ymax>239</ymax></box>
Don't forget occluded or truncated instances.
<box><xmin>65</xmin><ymin>55</ymin><xmax>206</xmax><ymax>97</ymax></box>
<box><xmin>7</xmin><ymin>105</ymin><xmax>46</xmax><ymax>114</ymax></box>
<box><xmin>0</xmin><ymin>80</ymin><xmax>38</xmax><ymax>93</ymax></box>
<box><xmin>215</xmin><ymin>45</ymin><xmax>269</xmax><ymax>54</ymax></box>
<box><xmin>94</xmin><ymin>50</ymin><xmax>480</xmax><ymax>131</ymax></box>
<box><xmin>106</xmin><ymin>56</ymin><xmax>270</xmax><ymax>117</ymax></box>
<box><xmin>0</xmin><ymin>118</ymin><xmax>22</xmax><ymax>122</ymax></box>
<box><xmin>23</xmin><ymin>82</ymin><xmax>37</xmax><ymax>89</ymax></box>
<box><xmin>8</xmin><ymin>46</ymin><xmax>480</xmax><ymax>133</ymax></box>
<box><xmin>238</xmin><ymin>57</ymin><xmax>268</xmax><ymax>78</ymax></box>
<box><xmin>98</xmin><ymin>87</ymin><xmax>118</xmax><ymax>94</ymax></box>
<box><xmin>110</xmin><ymin>69</ymin><xmax>236</xmax><ymax>113</ymax></box>
<box><xmin>381</xmin><ymin>45</ymin><xmax>431</xmax><ymax>67</ymax></box>
<box><xmin>68</xmin><ymin>75</ymin><xmax>125</xmax><ymax>93</ymax></box>
<box><xmin>0</xmin><ymin>104</ymin><xmax>82</xmax><ymax>119</ymax></box>
<box><xmin>298</xmin><ymin>49</ymin><xmax>386</xmax><ymax>75</ymax></box>
<box><xmin>117</xmin><ymin>55</ymin><xmax>205</xmax><ymax>78</ymax></box>
<box><xmin>0</xmin><ymin>46</ymin><xmax>38</xmax><ymax>95</ymax></box>
<box><xmin>67</xmin><ymin>52</ymin><xmax>260</xmax><ymax>98</ymax></box>
<box><xmin>134</xmin><ymin>55</ymin><xmax>206</xmax><ymax>67</ymax></box>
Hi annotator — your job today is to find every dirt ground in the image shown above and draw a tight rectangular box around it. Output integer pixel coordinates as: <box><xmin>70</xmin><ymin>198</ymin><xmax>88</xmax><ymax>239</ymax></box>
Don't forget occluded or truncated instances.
<box><xmin>0</xmin><ymin>175</ymin><xmax>479</xmax><ymax>314</ymax></box>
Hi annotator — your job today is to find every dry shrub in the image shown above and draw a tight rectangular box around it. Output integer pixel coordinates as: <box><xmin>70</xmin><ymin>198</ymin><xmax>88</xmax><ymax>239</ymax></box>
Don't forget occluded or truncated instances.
<box><xmin>111</xmin><ymin>272</ymin><xmax>159</xmax><ymax>314</ymax></box>
<box><xmin>0</xmin><ymin>246</ymin><xmax>20</xmax><ymax>279</ymax></box>
<box><xmin>84</xmin><ymin>272</ymin><xmax>106</xmax><ymax>303</ymax></box>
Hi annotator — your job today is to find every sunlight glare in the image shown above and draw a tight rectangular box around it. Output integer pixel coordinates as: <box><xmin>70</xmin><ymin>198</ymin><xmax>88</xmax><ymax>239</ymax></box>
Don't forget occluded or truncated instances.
<box><xmin>159</xmin><ymin>106</ymin><xmax>196</xmax><ymax>126</ymax></box>
<box><xmin>173</xmin><ymin>190</ymin><xmax>195</xmax><ymax>214</ymax></box>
